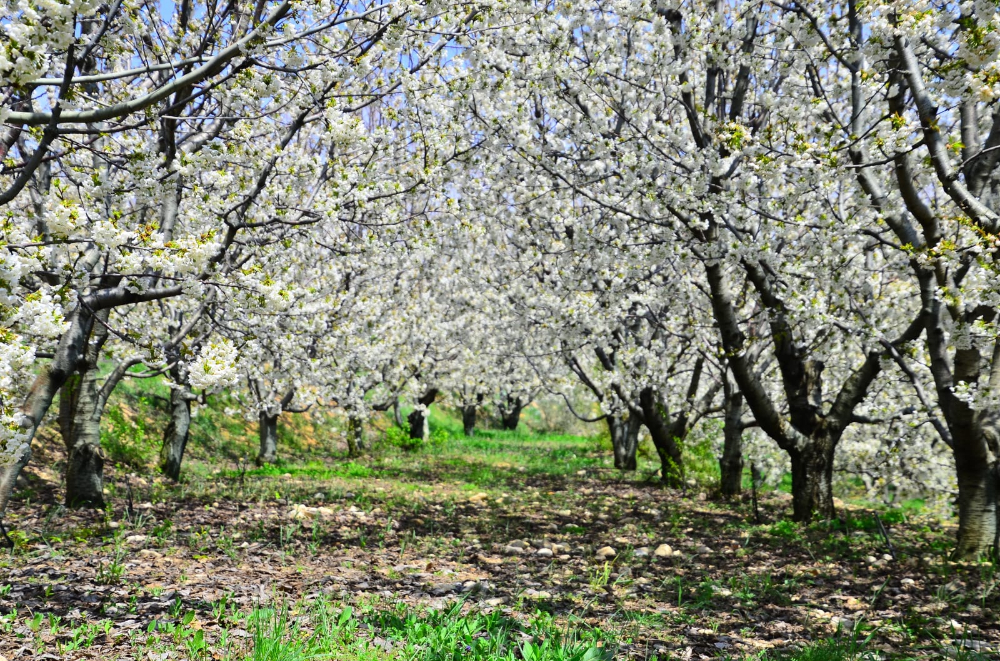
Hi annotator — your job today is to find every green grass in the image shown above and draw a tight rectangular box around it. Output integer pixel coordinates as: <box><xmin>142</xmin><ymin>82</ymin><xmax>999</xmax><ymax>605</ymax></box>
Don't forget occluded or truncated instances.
<box><xmin>226</xmin><ymin>461</ymin><xmax>374</xmax><ymax>480</ymax></box>
<box><xmin>106</xmin><ymin>596</ymin><xmax>616</xmax><ymax>661</ymax></box>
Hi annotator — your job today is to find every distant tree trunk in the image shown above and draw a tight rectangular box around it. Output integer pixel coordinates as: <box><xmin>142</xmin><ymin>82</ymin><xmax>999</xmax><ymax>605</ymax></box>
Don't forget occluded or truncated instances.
<box><xmin>346</xmin><ymin>414</ymin><xmax>365</xmax><ymax>457</ymax></box>
<box><xmin>257</xmin><ymin>412</ymin><xmax>279</xmax><ymax>465</ymax></box>
<box><xmin>500</xmin><ymin>395</ymin><xmax>526</xmax><ymax>430</ymax></box>
<box><xmin>393</xmin><ymin>397</ymin><xmax>404</xmax><ymax>428</ymax></box>
<box><xmin>607</xmin><ymin>413</ymin><xmax>641</xmax><ymax>471</ymax></box>
<box><xmin>160</xmin><ymin>382</ymin><xmax>194</xmax><ymax>481</ymax></box>
<box><xmin>719</xmin><ymin>388</ymin><xmax>745</xmax><ymax>497</ymax></box>
<box><xmin>462</xmin><ymin>405</ymin><xmax>477</xmax><ymax>437</ymax></box>
<box><xmin>639</xmin><ymin>387</ymin><xmax>685</xmax><ymax>486</ymax></box>
<box><xmin>463</xmin><ymin>393</ymin><xmax>484</xmax><ymax>437</ymax></box>
<box><xmin>407</xmin><ymin>389</ymin><xmax>438</xmax><ymax>441</ymax></box>
<box><xmin>501</xmin><ymin>397</ymin><xmax>527</xmax><ymax>431</ymax></box>
<box><xmin>60</xmin><ymin>365</ymin><xmax>105</xmax><ymax>508</ymax></box>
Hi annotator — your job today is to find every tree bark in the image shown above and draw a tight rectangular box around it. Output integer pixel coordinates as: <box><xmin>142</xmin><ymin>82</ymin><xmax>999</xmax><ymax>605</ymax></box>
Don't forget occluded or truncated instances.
<box><xmin>720</xmin><ymin>389</ymin><xmax>744</xmax><ymax>497</ymax></box>
<box><xmin>160</xmin><ymin>383</ymin><xmax>193</xmax><ymax>481</ymax></box>
<box><xmin>788</xmin><ymin>437</ymin><xmax>837</xmax><ymax>521</ymax></box>
<box><xmin>639</xmin><ymin>386</ymin><xmax>684</xmax><ymax>486</ymax></box>
<box><xmin>59</xmin><ymin>367</ymin><xmax>105</xmax><ymax>508</ymax></box>
<box><xmin>952</xmin><ymin>423</ymin><xmax>1000</xmax><ymax>558</ymax></box>
<box><xmin>407</xmin><ymin>389</ymin><xmax>438</xmax><ymax>441</ymax></box>
<box><xmin>257</xmin><ymin>412</ymin><xmax>279</xmax><ymax>465</ymax></box>
<box><xmin>59</xmin><ymin>305</ymin><xmax>113</xmax><ymax>510</ymax></box>
<box><xmin>607</xmin><ymin>413</ymin><xmax>641</xmax><ymax>471</ymax></box>
<box><xmin>346</xmin><ymin>414</ymin><xmax>365</xmax><ymax>457</ymax></box>
<box><xmin>922</xmin><ymin>288</ymin><xmax>1000</xmax><ymax>558</ymax></box>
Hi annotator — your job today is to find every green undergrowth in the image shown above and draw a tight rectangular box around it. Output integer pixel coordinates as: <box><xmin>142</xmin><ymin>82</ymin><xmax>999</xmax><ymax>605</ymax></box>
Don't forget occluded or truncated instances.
<box><xmin>97</xmin><ymin>372</ymin><xmax>346</xmax><ymax>471</ymax></box>
<box><xmin>0</xmin><ymin>596</ymin><xmax>618</xmax><ymax>661</ymax></box>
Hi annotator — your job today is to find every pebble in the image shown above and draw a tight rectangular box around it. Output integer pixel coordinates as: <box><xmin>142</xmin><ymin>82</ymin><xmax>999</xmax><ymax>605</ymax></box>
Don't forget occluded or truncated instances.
<box><xmin>654</xmin><ymin>544</ymin><xmax>673</xmax><ymax>557</ymax></box>
<box><xmin>430</xmin><ymin>582</ymin><xmax>462</xmax><ymax>596</ymax></box>
<box><xmin>125</xmin><ymin>534</ymin><xmax>148</xmax><ymax>544</ymax></box>
<box><xmin>901</xmin><ymin>577</ymin><xmax>916</xmax><ymax>586</ymax></box>
<box><xmin>595</xmin><ymin>546</ymin><xmax>616</xmax><ymax>559</ymax></box>
<box><xmin>536</xmin><ymin>548</ymin><xmax>554</xmax><ymax>558</ymax></box>
<box><xmin>634</xmin><ymin>547</ymin><xmax>650</xmax><ymax>557</ymax></box>
<box><xmin>694</xmin><ymin>544</ymin><xmax>713</xmax><ymax>554</ymax></box>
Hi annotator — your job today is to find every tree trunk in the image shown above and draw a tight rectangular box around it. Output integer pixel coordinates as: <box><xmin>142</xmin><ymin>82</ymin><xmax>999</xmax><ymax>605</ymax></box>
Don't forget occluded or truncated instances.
<box><xmin>407</xmin><ymin>389</ymin><xmax>438</xmax><ymax>441</ymax></box>
<box><xmin>639</xmin><ymin>387</ymin><xmax>684</xmax><ymax>486</ymax></box>
<box><xmin>500</xmin><ymin>396</ymin><xmax>526</xmax><ymax>431</ymax></box>
<box><xmin>257</xmin><ymin>412</ymin><xmax>279</xmax><ymax>465</ymax></box>
<box><xmin>607</xmin><ymin>414</ymin><xmax>641</xmax><ymax>471</ymax></box>
<box><xmin>60</xmin><ymin>367</ymin><xmax>106</xmax><ymax>509</ymax></box>
<box><xmin>720</xmin><ymin>390</ymin><xmax>744</xmax><ymax>497</ymax></box>
<box><xmin>407</xmin><ymin>408</ymin><xmax>428</xmax><ymax>441</ymax></box>
<box><xmin>953</xmin><ymin>429</ymin><xmax>1000</xmax><ymax>558</ymax></box>
<box><xmin>160</xmin><ymin>383</ymin><xmax>193</xmax><ymax>481</ymax></box>
<box><xmin>393</xmin><ymin>397</ymin><xmax>404</xmax><ymax>428</ymax></box>
<box><xmin>346</xmin><ymin>415</ymin><xmax>365</xmax><ymax>457</ymax></box>
<box><xmin>462</xmin><ymin>405</ymin><xmax>477</xmax><ymax>437</ymax></box>
<box><xmin>789</xmin><ymin>438</ymin><xmax>836</xmax><ymax>522</ymax></box>
<box><xmin>0</xmin><ymin>250</ymin><xmax>107</xmax><ymax>517</ymax></box>
<box><xmin>0</xmin><ymin>444</ymin><xmax>31</xmax><ymax>517</ymax></box>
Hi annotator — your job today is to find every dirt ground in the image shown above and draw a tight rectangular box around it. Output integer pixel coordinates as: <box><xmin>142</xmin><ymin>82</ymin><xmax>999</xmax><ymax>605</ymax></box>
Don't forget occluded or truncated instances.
<box><xmin>0</xmin><ymin>434</ymin><xmax>997</xmax><ymax>660</ymax></box>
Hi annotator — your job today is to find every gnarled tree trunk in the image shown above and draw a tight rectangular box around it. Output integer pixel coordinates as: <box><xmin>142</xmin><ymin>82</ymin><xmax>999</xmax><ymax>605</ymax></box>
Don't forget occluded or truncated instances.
<box><xmin>499</xmin><ymin>395</ymin><xmax>526</xmax><ymax>431</ymax></box>
<box><xmin>788</xmin><ymin>435</ymin><xmax>837</xmax><ymax>521</ymax></box>
<box><xmin>407</xmin><ymin>389</ymin><xmax>438</xmax><ymax>441</ymax></box>
<box><xmin>607</xmin><ymin>413</ymin><xmax>641</xmax><ymax>471</ymax></box>
<box><xmin>257</xmin><ymin>412</ymin><xmax>279</xmax><ymax>465</ymax></box>
<box><xmin>720</xmin><ymin>389</ymin><xmax>744</xmax><ymax>497</ymax></box>
<box><xmin>639</xmin><ymin>387</ymin><xmax>684</xmax><ymax>486</ymax></box>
